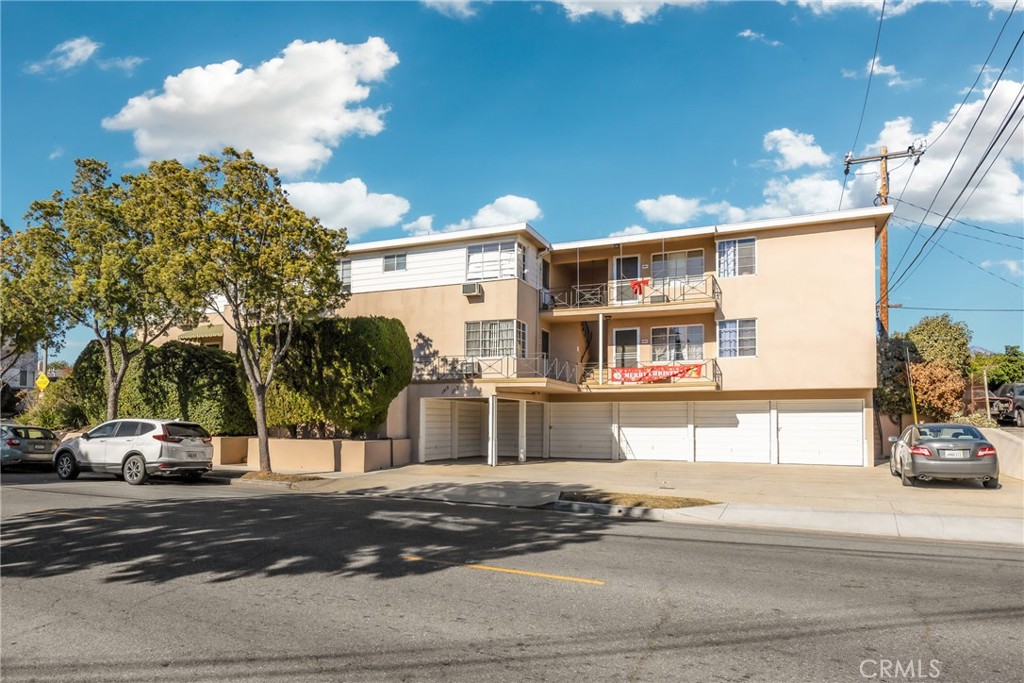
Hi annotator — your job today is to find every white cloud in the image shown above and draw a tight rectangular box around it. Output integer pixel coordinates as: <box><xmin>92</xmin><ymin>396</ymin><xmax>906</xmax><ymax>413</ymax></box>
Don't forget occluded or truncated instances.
<box><xmin>48</xmin><ymin>146</ymin><xmax>64</xmax><ymax>161</ymax></box>
<box><xmin>557</xmin><ymin>1</ymin><xmax>704</xmax><ymax>24</ymax></box>
<box><xmin>795</xmin><ymin>0</ymin><xmax>1011</xmax><ymax>15</ymax></box>
<box><xmin>102</xmin><ymin>38</ymin><xmax>399</xmax><ymax>177</ymax></box>
<box><xmin>763</xmin><ymin>128</ymin><xmax>831</xmax><ymax>170</ymax></box>
<box><xmin>444</xmin><ymin>195</ymin><xmax>543</xmax><ymax>232</ymax></box>
<box><xmin>98</xmin><ymin>55</ymin><xmax>145</xmax><ymax>74</ymax></box>
<box><xmin>981</xmin><ymin>259</ymin><xmax>1023</xmax><ymax>278</ymax></box>
<box><xmin>609</xmin><ymin>225</ymin><xmax>649</xmax><ymax>237</ymax></box>
<box><xmin>635</xmin><ymin>195</ymin><xmax>708</xmax><ymax>224</ymax></box>
<box><xmin>403</xmin><ymin>215</ymin><xmax>435</xmax><ymax>236</ymax></box>
<box><xmin>422</xmin><ymin>0</ymin><xmax>479</xmax><ymax>18</ymax></box>
<box><xmin>843</xmin><ymin>55</ymin><xmax>920</xmax><ymax>88</ymax></box>
<box><xmin>737</xmin><ymin>29</ymin><xmax>782</xmax><ymax>47</ymax></box>
<box><xmin>283</xmin><ymin>179</ymin><xmax>410</xmax><ymax>237</ymax></box>
<box><xmin>26</xmin><ymin>37</ymin><xmax>100</xmax><ymax>74</ymax></box>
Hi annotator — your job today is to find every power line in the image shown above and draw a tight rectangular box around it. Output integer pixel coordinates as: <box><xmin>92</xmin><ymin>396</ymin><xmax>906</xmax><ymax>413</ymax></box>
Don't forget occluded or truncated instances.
<box><xmin>890</xmin><ymin>217</ymin><xmax>1023</xmax><ymax>250</ymax></box>
<box><xmin>930</xmin><ymin>240</ymin><xmax>1023</xmax><ymax>289</ymax></box>
<box><xmin>839</xmin><ymin>0</ymin><xmax>886</xmax><ymax>211</ymax></box>
<box><xmin>894</xmin><ymin>306</ymin><xmax>1024</xmax><ymax>312</ymax></box>
<box><xmin>891</xmin><ymin>197</ymin><xmax>1023</xmax><ymax>240</ymax></box>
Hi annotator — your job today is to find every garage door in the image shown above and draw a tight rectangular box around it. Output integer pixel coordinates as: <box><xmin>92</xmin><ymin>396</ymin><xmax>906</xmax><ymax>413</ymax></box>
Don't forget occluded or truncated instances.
<box><xmin>618</xmin><ymin>402</ymin><xmax>690</xmax><ymax>460</ymax></box>
<box><xmin>422</xmin><ymin>399</ymin><xmax>452</xmax><ymax>462</ymax></box>
<box><xmin>455</xmin><ymin>401</ymin><xmax>485</xmax><ymax>459</ymax></box>
<box><xmin>778</xmin><ymin>400</ymin><xmax>864</xmax><ymax>466</ymax></box>
<box><xmin>694</xmin><ymin>401</ymin><xmax>770</xmax><ymax>463</ymax></box>
<box><xmin>550</xmin><ymin>403</ymin><xmax>613</xmax><ymax>459</ymax></box>
<box><xmin>497</xmin><ymin>401</ymin><xmax>545</xmax><ymax>458</ymax></box>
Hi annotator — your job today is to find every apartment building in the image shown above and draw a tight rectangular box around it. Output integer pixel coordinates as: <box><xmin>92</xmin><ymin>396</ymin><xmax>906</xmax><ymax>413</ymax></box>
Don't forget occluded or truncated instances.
<box><xmin>165</xmin><ymin>205</ymin><xmax>891</xmax><ymax>467</ymax></box>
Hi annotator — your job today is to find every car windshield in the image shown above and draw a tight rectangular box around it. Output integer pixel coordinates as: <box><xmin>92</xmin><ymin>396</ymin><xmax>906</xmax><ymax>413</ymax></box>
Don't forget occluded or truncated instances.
<box><xmin>166</xmin><ymin>423</ymin><xmax>211</xmax><ymax>438</ymax></box>
<box><xmin>918</xmin><ymin>426</ymin><xmax>982</xmax><ymax>440</ymax></box>
<box><xmin>12</xmin><ymin>427</ymin><xmax>57</xmax><ymax>440</ymax></box>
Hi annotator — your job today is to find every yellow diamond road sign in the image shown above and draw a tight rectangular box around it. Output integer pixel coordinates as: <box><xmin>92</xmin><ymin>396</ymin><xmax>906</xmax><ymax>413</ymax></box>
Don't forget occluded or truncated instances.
<box><xmin>35</xmin><ymin>373</ymin><xmax>50</xmax><ymax>392</ymax></box>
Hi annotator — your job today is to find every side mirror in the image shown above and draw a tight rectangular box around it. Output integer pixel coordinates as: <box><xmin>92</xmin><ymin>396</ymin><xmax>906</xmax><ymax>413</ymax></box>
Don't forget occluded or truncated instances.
<box><xmin>888</xmin><ymin>436</ymin><xmax>898</xmax><ymax>443</ymax></box>
<box><xmin>81</xmin><ymin>432</ymin><xmax>91</xmax><ymax>441</ymax></box>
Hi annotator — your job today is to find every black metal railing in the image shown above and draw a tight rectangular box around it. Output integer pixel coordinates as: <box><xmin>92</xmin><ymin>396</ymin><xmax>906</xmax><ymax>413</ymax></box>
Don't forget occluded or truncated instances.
<box><xmin>546</xmin><ymin>275</ymin><xmax>720</xmax><ymax>310</ymax></box>
<box><xmin>414</xmin><ymin>354</ymin><xmax>580</xmax><ymax>383</ymax></box>
<box><xmin>580</xmin><ymin>358</ymin><xmax>721</xmax><ymax>386</ymax></box>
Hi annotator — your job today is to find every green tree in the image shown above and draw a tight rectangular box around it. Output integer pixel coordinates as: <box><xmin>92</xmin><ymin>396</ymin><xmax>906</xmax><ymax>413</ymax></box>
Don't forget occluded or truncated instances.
<box><xmin>193</xmin><ymin>149</ymin><xmax>347</xmax><ymax>472</ymax></box>
<box><xmin>986</xmin><ymin>346</ymin><xmax>1024</xmax><ymax>388</ymax></box>
<box><xmin>24</xmin><ymin>160</ymin><xmax>206</xmax><ymax>420</ymax></box>
<box><xmin>876</xmin><ymin>335</ymin><xmax>917</xmax><ymax>418</ymax></box>
<box><xmin>905</xmin><ymin>314</ymin><xmax>972</xmax><ymax>375</ymax></box>
<box><xmin>0</xmin><ymin>219</ymin><xmax>67</xmax><ymax>381</ymax></box>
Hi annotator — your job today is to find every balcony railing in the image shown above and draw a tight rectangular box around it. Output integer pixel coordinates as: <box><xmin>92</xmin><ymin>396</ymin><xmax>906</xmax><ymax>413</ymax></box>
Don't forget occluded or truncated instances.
<box><xmin>546</xmin><ymin>275</ymin><xmax>720</xmax><ymax>310</ymax></box>
<box><xmin>581</xmin><ymin>358</ymin><xmax>722</xmax><ymax>387</ymax></box>
<box><xmin>414</xmin><ymin>354</ymin><xmax>580</xmax><ymax>383</ymax></box>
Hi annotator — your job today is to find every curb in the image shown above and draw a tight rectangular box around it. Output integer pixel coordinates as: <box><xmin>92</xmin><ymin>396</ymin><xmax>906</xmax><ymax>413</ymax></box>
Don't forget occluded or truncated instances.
<box><xmin>552</xmin><ymin>500</ymin><xmax>678</xmax><ymax>520</ymax></box>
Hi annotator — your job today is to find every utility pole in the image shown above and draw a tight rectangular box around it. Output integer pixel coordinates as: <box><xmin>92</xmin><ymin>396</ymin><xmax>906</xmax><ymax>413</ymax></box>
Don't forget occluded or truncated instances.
<box><xmin>844</xmin><ymin>142</ymin><xmax>925</xmax><ymax>336</ymax></box>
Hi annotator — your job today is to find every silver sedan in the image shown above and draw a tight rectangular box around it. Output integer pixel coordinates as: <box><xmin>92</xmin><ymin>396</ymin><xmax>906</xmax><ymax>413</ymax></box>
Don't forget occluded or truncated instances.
<box><xmin>889</xmin><ymin>423</ymin><xmax>999</xmax><ymax>488</ymax></box>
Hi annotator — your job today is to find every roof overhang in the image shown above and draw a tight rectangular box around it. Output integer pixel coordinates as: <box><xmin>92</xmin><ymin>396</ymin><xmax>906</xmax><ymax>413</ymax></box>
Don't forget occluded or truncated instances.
<box><xmin>346</xmin><ymin>222</ymin><xmax>552</xmax><ymax>256</ymax></box>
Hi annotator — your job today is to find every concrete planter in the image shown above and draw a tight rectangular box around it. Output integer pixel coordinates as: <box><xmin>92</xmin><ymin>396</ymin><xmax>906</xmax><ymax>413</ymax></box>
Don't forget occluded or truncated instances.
<box><xmin>980</xmin><ymin>428</ymin><xmax>1023</xmax><ymax>482</ymax></box>
<box><xmin>242</xmin><ymin>437</ymin><xmax>414</xmax><ymax>473</ymax></box>
<box><xmin>212</xmin><ymin>436</ymin><xmax>250</xmax><ymax>466</ymax></box>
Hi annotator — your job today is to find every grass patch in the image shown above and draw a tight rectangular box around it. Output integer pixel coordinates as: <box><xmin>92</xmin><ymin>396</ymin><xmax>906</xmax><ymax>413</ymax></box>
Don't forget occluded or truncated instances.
<box><xmin>239</xmin><ymin>471</ymin><xmax>324</xmax><ymax>483</ymax></box>
<box><xmin>559</xmin><ymin>491</ymin><xmax>717</xmax><ymax>509</ymax></box>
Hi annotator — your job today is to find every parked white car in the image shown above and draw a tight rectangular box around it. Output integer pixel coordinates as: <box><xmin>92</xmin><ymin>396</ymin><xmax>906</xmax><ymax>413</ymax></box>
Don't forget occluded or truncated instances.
<box><xmin>54</xmin><ymin>419</ymin><xmax>213</xmax><ymax>485</ymax></box>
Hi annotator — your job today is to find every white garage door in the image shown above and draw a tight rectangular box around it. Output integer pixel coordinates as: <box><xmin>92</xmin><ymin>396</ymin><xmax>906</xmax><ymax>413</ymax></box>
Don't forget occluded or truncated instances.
<box><xmin>778</xmin><ymin>400</ymin><xmax>864</xmax><ymax>466</ymax></box>
<box><xmin>618</xmin><ymin>402</ymin><xmax>690</xmax><ymax>460</ymax></box>
<box><xmin>550</xmin><ymin>403</ymin><xmax>613</xmax><ymax>459</ymax></box>
<box><xmin>421</xmin><ymin>399</ymin><xmax>452</xmax><ymax>462</ymax></box>
<box><xmin>694</xmin><ymin>401</ymin><xmax>771</xmax><ymax>463</ymax></box>
<box><xmin>455</xmin><ymin>401</ymin><xmax>485</xmax><ymax>459</ymax></box>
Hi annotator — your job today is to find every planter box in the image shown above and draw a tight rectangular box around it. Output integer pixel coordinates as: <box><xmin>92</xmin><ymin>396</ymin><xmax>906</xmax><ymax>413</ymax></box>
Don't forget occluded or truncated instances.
<box><xmin>391</xmin><ymin>439</ymin><xmax>412</xmax><ymax>468</ymax></box>
<box><xmin>212</xmin><ymin>436</ymin><xmax>251</xmax><ymax>466</ymax></box>
<box><xmin>247</xmin><ymin>438</ymin><xmax>341</xmax><ymax>473</ymax></box>
<box><xmin>341</xmin><ymin>440</ymin><xmax>391</xmax><ymax>473</ymax></box>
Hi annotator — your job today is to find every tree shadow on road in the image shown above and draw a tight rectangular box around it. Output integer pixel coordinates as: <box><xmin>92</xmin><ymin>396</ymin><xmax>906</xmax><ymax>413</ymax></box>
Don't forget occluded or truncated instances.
<box><xmin>0</xmin><ymin>484</ymin><xmax>627</xmax><ymax>585</ymax></box>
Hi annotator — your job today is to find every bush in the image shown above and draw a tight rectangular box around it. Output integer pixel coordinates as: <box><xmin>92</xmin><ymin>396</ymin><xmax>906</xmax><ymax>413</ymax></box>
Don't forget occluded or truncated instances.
<box><xmin>948</xmin><ymin>412</ymin><xmax>997</xmax><ymax>429</ymax></box>
<box><xmin>18</xmin><ymin>378</ymin><xmax>88</xmax><ymax>430</ymax></box>
<box><xmin>72</xmin><ymin>340</ymin><xmax>255</xmax><ymax>435</ymax></box>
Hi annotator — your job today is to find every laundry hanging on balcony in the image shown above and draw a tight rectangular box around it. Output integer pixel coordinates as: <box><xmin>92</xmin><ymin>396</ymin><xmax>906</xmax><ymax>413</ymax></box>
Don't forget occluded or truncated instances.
<box><xmin>629</xmin><ymin>278</ymin><xmax>650</xmax><ymax>295</ymax></box>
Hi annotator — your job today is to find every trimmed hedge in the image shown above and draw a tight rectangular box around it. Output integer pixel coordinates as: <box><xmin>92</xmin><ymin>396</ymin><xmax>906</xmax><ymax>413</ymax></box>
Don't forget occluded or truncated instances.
<box><xmin>74</xmin><ymin>340</ymin><xmax>255</xmax><ymax>435</ymax></box>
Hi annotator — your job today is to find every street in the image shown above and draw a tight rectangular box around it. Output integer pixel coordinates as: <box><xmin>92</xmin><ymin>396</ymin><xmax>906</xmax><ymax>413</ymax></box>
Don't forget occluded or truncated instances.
<box><xmin>2</xmin><ymin>471</ymin><xmax>1022</xmax><ymax>683</ymax></box>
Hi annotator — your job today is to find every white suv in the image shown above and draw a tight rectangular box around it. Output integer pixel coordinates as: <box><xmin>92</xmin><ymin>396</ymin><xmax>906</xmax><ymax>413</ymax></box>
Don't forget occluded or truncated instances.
<box><xmin>54</xmin><ymin>419</ymin><xmax>214</xmax><ymax>485</ymax></box>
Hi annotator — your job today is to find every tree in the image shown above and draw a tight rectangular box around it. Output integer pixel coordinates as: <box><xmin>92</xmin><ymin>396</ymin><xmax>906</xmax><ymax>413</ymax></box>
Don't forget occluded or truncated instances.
<box><xmin>906</xmin><ymin>314</ymin><xmax>972</xmax><ymax>376</ymax></box>
<box><xmin>0</xmin><ymin>219</ymin><xmax>67</xmax><ymax>381</ymax></box>
<box><xmin>910</xmin><ymin>361</ymin><xmax>966</xmax><ymax>421</ymax></box>
<box><xmin>193</xmin><ymin>149</ymin><xmax>347</xmax><ymax>472</ymax></box>
<box><xmin>984</xmin><ymin>346</ymin><xmax>1024</xmax><ymax>388</ymax></box>
<box><xmin>876</xmin><ymin>335</ymin><xmax>916</xmax><ymax>419</ymax></box>
<box><xmin>25</xmin><ymin>160</ymin><xmax>206</xmax><ymax>420</ymax></box>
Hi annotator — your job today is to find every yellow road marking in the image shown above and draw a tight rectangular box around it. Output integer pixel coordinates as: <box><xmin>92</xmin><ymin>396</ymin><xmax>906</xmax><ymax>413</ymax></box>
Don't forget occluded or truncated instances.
<box><xmin>402</xmin><ymin>554</ymin><xmax>605</xmax><ymax>586</ymax></box>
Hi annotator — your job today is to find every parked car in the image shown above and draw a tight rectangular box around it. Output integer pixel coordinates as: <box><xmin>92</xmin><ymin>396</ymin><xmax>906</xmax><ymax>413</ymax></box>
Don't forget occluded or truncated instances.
<box><xmin>994</xmin><ymin>383</ymin><xmax>1024</xmax><ymax>427</ymax></box>
<box><xmin>889</xmin><ymin>423</ymin><xmax>999</xmax><ymax>488</ymax></box>
<box><xmin>963</xmin><ymin>386</ymin><xmax>1013</xmax><ymax>422</ymax></box>
<box><xmin>1</xmin><ymin>425</ymin><xmax>60</xmax><ymax>469</ymax></box>
<box><xmin>53</xmin><ymin>419</ymin><xmax>213</xmax><ymax>485</ymax></box>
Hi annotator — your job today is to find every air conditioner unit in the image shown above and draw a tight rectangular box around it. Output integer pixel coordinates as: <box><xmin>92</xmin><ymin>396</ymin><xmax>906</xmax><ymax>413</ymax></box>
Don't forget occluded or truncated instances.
<box><xmin>462</xmin><ymin>282</ymin><xmax>482</xmax><ymax>296</ymax></box>
<box><xmin>460</xmin><ymin>361</ymin><xmax>481</xmax><ymax>377</ymax></box>
<box><xmin>649</xmin><ymin>294</ymin><xmax>668</xmax><ymax>304</ymax></box>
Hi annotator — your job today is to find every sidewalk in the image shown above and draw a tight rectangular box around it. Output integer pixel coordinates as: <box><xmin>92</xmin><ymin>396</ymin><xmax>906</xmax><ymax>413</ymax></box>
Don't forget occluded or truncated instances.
<box><xmin>211</xmin><ymin>459</ymin><xmax>1024</xmax><ymax>546</ymax></box>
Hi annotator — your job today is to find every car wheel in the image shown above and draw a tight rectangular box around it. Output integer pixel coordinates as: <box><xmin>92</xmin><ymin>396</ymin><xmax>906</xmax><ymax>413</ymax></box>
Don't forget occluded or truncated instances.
<box><xmin>900</xmin><ymin>459</ymin><xmax>915</xmax><ymax>487</ymax></box>
<box><xmin>55</xmin><ymin>452</ymin><xmax>79</xmax><ymax>481</ymax></box>
<box><xmin>983</xmin><ymin>477</ymin><xmax>1000</xmax><ymax>489</ymax></box>
<box><xmin>889</xmin><ymin>455</ymin><xmax>898</xmax><ymax>477</ymax></box>
<box><xmin>123</xmin><ymin>455</ymin><xmax>149</xmax><ymax>486</ymax></box>
<box><xmin>181</xmin><ymin>471</ymin><xmax>203</xmax><ymax>483</ymax></box>
<box><xmin>1016</xmin><ymin>409</ymin><xmax>1024</xmax><ymax>428</ymax></box>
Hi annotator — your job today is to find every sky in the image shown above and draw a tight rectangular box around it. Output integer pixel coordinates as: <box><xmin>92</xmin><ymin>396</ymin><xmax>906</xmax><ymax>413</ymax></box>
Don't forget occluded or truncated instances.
<box><xmin>2</xmin><ymin>0</ymin><xmax>1022</xmax><ymax>362</ymax></box>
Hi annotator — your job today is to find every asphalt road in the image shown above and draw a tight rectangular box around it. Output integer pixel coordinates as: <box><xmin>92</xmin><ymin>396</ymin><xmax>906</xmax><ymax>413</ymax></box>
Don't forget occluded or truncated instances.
<box><xmin>2</xmin><ymin>470</ymin><xmax>1022</xmax><ymax>683</ymax></box>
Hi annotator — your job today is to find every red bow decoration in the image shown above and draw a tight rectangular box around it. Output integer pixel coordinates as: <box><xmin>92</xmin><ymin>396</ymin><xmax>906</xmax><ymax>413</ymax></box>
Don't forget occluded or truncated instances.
<box><xmin>629</xmin><ymin>278</ymin><xmax>650</xmax><ymax>295</ymax></box>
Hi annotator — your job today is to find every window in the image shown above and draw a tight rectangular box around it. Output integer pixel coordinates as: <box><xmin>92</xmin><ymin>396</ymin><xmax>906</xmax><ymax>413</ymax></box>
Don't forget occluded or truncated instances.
<box><xmin>88</xmin><ymin>422</ymin><xmax>119</xmax><ymax>439</ymax></box>
<box><xmin>18</xmin><ymin>369</ymin><xmax>28</xmax><ymax>386</ymax></box>
<box><xmin>717</xmin><ymin>238</ymin><xmax>756</xmax><ymax>277</ymax></box>
<box><xmin>339</xmin><ymin>260</ymin><xmax>352</xmax><ymax>293</ymax></box>
<box><xmin>466</xmin><ymin>241</ymin><xmax>523</xmax><ymax>281</ymax></box>
<box><xmin>383</xmin><ymin>253</ymin><xmax>407</xmax><ymax>272</ymax></box>
<box><xmin>465</xmin><ymin>320</ymin><xmax>527</xmax><ymax>358</ymax></box>
<box><xmin>652</xmin><ymin>250</ymin><xmax>704</xmax><ymax>281</ymax></box>
<box><xmin>718</xmin><ymin>319</ymin><xmax>756</xmax><ymax>357</ymax></box>
<box><xmin>652</xmin><ymin>325</ymin><xmax>704</xmax><ymax>361</ymax></box>
<box><xmin>114</xmin><ymin>421</ymin><xmax>143</xmax><ymax>438</ymax></box>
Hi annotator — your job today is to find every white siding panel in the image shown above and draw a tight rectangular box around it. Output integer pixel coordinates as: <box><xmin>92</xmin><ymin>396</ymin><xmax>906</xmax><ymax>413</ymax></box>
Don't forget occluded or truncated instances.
<box><xmin>422</xmin><ymin>399</ymin><xmax>452</xmax><ymax>462</ymax></box>
<box><xmin>618</xmin><ymin>402</ymin><xmax>690</xmax><ymax>461</ymax></box>
<box><xmin>350</xmin><ymin>243</ymin><xmax>468</xmax><ymax>293</ymax></box>
<box><xmin>778</xmin><ymin>400</ymin><xmax>864</xmax><ymax>466</ymax></box>
<box><xmin>694</xmin><ymin>401</ymin><xmax>771</xmax><ymax>463</ymax></box>
<box><xmin>496</xmin><ymin>401</ymin><xmax>519</xmax><ymax>458</ymax></box>
<box><xmin>527</xmin><ymin>402</ymin><xmax>544</xmax><ymax>457</ymax></box>
<box><xmin>550</xmin><ymin>403</ymin><xmax>613</xmax><ymax>459</ymax></box>
<box><xmin>456</xmin><ymin>401</ymin><xmax>485</xmax><ymax>459</ymax></box>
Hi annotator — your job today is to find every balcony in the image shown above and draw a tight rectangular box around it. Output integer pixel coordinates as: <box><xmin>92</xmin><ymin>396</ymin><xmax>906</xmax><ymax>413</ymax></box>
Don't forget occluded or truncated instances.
<box><xmin>543</xmin><ymin>275</ymin><xmax>721</xmax><ymax>321</ymax></box>
<box><xmin>414</xmin><ymin>353</ymin><xmax>580</xmax><ymax>385</ymax></box>
<box><xmin>581</xmin><ymin>358</ymin><xmax>722</xmax><ymax>391</ymax></box>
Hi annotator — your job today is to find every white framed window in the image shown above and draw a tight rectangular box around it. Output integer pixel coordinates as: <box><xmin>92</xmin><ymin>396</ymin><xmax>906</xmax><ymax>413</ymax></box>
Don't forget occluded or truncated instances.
<box><xmin>718</xmin><ymin>319</ymin><xmax>757</xmax><ymax>357</ymax></box>
<box><xmin>19</xmin><ymin>369</ymin><xmax>29</xmax><ymax>386</ymax></box>
<box><xmin>465</xmin><ymin>320</ymin><xmax>527</xmax><ymax>358</ymax></box>
<box><xmin>466</xmin><ymin>241</ymin><xmax>523</xmax><ymax>281</ymax></box>
<box><xmin>383</xmin><ymin>253</ymin><xmax>407</xmax><ymax>272</ymax></box>
<box><xmin>652</xmin><ymin>324</ymin><xmax>704</xmax><ymax>361</ymax></box>
<box><xmin>717</xmin><ymin>238</ymin><xmax>756</xmax><ymax>277</ymax></box>
<box><xmin>339</xmin><ymin>260</ymin><xmax>352</xmax><ymax>293</ymax></box>
<box><xmin>651</xmin><ymin>250</ymin><xmax>704</xmax><ymax>281</ymax></box>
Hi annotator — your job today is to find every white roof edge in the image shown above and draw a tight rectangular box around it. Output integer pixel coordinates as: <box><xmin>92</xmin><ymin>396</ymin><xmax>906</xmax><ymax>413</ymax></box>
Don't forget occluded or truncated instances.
<box><xmin>550</xmin><ymin>205</ymin><xmax>894</xmax><ymax>252</ymax></box>
<box><xmin>347</xmin><ymin>222</ymin><xmax>552</xmax><ymax>255</ymax></box>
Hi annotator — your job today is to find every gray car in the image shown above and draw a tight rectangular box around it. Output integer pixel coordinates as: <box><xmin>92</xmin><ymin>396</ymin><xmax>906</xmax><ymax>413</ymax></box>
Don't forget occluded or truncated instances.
<box><xmin>889</xmin><ymin>423</ymin><xmax>999</xmax><ymax>489</ymax></box>
<box><xmin>1</xmin><ymin>425</ymin><xmax>60</xmax><ymax>469</ymax></box>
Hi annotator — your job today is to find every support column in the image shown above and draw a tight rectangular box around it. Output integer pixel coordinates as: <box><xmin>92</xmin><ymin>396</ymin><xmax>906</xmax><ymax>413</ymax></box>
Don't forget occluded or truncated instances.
<box><xmin>598</xmin><ymin>313</ymin><xmax>605</xmax><ymax>385</ymax></box>
<box><xmin>487</xmin><ymin>395</ymin><xmax>498</xmax><ymax>467</ymax></box>
<box><xmin>517</xmin><ymin>400</ymin><xmax>527</xmax><ymax>463</ymax></box>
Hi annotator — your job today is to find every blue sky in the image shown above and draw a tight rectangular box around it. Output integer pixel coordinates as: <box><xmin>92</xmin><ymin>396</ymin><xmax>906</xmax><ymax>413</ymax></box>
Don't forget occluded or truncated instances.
<box><xmin>2</xmin><ymin>0</ymin><xmax>1022</xmax><ymax>362</ymax></box>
